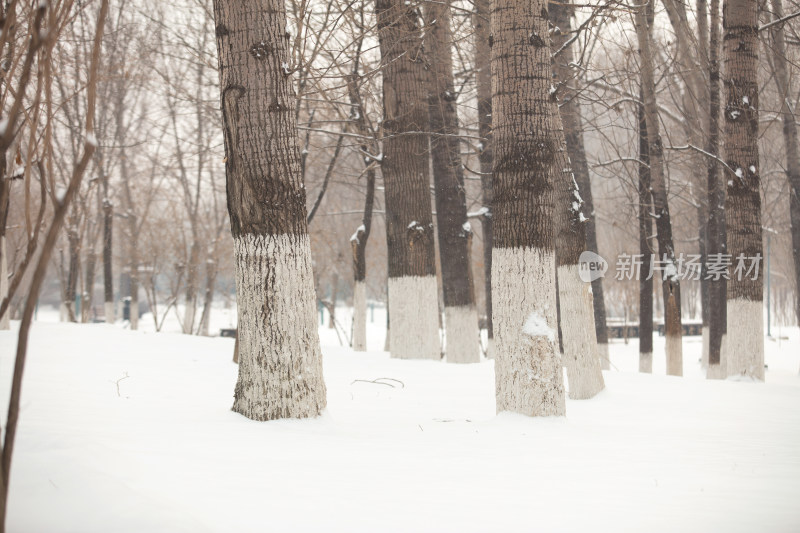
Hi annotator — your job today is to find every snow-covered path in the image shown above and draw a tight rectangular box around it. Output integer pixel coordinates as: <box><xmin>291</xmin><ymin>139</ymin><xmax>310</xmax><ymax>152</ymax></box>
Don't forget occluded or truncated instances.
<box><xmin>1</xmin><ymin>320</ymin><xmax>799</xmax><ymax>532</ymax></box>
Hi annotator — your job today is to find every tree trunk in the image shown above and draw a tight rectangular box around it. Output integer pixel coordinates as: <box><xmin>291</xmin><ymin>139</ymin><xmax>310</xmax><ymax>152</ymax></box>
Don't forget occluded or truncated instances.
<box><xmin>550</xmin><ymin>1</ymin><xmax>604</xmax><ymax>398</ymax></box>
<box><xmin>638</xmin><ymin>95</ymin><xmax>655</xmax><ymax>373</ymax></box>
<box><xmin>102</xmin><ymin>178</ymin><xmax>114</xmax><ymax>323</ymax></box>
<box><xmin>213</xmin><ymin>0</ymin><xmax>327</xmax><ymax>419</ymax></box>
<box><xmin>707</xmin><ymin>0</ymin><xmax>728</xmax><ymax>378</ymax></box>
<box><xmin>197</xmin><ymin>259</ymin><xmax>217</xmax><ymax>336</ymax></box>
<box><xmin>82</xmin><ymin>249</ymin><xmax>96</xmax><ymax>323</ymax></box>
<box><xmin>550</xmin><ymin>0</ymin><xmax>610</xmax><ymax>371</ymax></box>
<box><xmin>346</xmin><ymin>60</ymin><xmax>376</xmax><ymax>352</ymax></box>
<box><xmin>328</xmin><ymin>273</ymin><xmax>338</xmax><ymax>329</ymax></box>
<box><xmin>182</xmin><ymin>240</ymin><xmax>199</xmax><ymax>334</ymax></box>
<box><xmin>426</xmin><ymin>0</ymin><xmax>480</xmax><ymax>364</ymax></box>
<box><xmin>768</xmin><ymin>0</ymin><xmax>800</xmax><ymax>330</ymax></box>
<box><xmin>65</xmin><ymin>224</ymin><xmax>79</xmax><ymax>322</ymax></box>
<box><xmin>491</xmin><ymin>0</ymin><xmax>566</xmax><ymax>416</ymax></box>
<box><xmin>376</xmin><ymin>0</ymin><xmax>440</xmax><ymax>360</ymax></box>
<box><xmin>473</xmin><ymin>0</ymin><xmax>494</xmax><ymax>358</ymax></box>
<box><xmin>0</xmin><ymin>236</ymin><xmax>8</xmax><ymax>330</ymax></box>
<box><xmin>722</xmin><ymin>0</ymin><xmax>764</xmax><ymax>379</ymax></box>
<box><xmin>634</xmin><ymin>4</ymin><xmax>683</xmax><ymax>376</ymax></box>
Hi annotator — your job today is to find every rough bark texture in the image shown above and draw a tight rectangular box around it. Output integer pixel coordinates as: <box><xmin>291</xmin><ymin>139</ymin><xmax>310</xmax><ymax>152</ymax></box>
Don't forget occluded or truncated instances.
<box><xmin>707</xmin><ymin>0</ymin><xmax>727</xmax><ymax>371</ymax></box>
<box><xmin>491</xmin><ymin>0</ymin><xmax>566</xmax><ymax>416</ymax></box>
<box><xmin>634</xmin><ymin>5</ymin><xmax>683</xmax><ymax>376</ymax></box>
<box><xmin>102</xmin><ymin>175</ymin><xmax>114</xmax><ymax>323</ymax></box>
<box><xmin>768</xmin><ymin>0</ymin><xmax>800</xmax><ymax>328</ymax></box>
<box><xmin>0</xmin><ymin>237</ymin><xmax>8</xmax><ymax>329</ymax></box>
<box><xmin>722</xmin><ymin>0</ymin><xmax>764</xmax><ymax>379</ymax></box>
<box><xmin>376</xmin><ymin>0</ymin><xmax>440</xmax><ymax>359</ymax></box>
<box><xmin>550</xmin><ymin>0</ymin><xmax>609</xmax><ymax>368</ymax></box>
<box><xmin>426</xmin><ymin>0</ymin><xmax>479</xmax><ymax>363</ymax></box>
<box><xmin>638</xmin><ymin>96</ymin><xmax>654</xmax><ymax>373</ymax></box>
<box><xmin>213</xmin><ymin>0</ymin><xmax>327</xmax><ymax>419</ymax></box>
<box><xmin>473</xmin><ymin>0</ymin><xmax>494</xmax><ymax>349</ymax></box>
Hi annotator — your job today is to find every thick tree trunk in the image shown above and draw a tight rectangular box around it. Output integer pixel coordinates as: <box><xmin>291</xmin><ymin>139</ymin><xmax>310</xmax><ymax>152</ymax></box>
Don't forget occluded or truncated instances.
<box><xmin>492</xmin><ymin>0</ymin><xmax>566</xmax><ymax>416</ymax></box>
<box><xmin>550</xmin><ymin>1</ymin><xmax>604</xmax><ymax>398</ymax></box>
<box><xmin>376</xmin><ymin>0</ymin><xmax>440</xmax><ymax>360</ymax></box>
<box><xmin>634</xmin><ymin>5</ymin><xmax>683</xmax><ymax>376</ymax></box>
<box><xmin>65</xmin><ymin>225</ymin><xmax>79</xmax><ymax>322</ymax></box>
<box><xmin>638</xmin><ymin>97</ymin><xmax>654</xmax><ymax>373</ymax></box>
<box><xmin>707</xmin><ymin>0</ymin><xmax>728</xmax><ymax>378</ymax></box>
<box><xmin>0</xmin><ymin>237</ymin><xmax>8</xmax><ymax>329</ymax></box>
<box><xmin>426</xmin><ymin>0</ymin><xmax>480</xmax><ymax>364</ymax></box>
<box><xmin>768</xmin><ymin>0</ymin><xmax>800</xmax><ymax>329</ymax></box>
<box><xmin>550</xmin><ymin>0</ymin><xmax>610</xmax><ymax>371</ymax></box>
<box><xmin>213</xmin><ymin>0</ymin><xmax>327</xmax><ymax>419</ymax></box>
<box><xmin>82</xmin><ymin>249</ymin><xmax>96</xmax><ymax>323</ymax></box>
<box><xmin>722</xmin><ymin>0</ymin><xmax>764</xmax><ymax>379</ymax></box>
<box><xmin>473</xmin><ymin>0</ymin><xmax>494</xmax><ymax>357</ymax></box>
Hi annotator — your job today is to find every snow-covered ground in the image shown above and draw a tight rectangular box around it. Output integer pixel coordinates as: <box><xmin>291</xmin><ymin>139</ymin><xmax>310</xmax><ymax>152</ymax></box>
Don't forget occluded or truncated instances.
<box><xmin>1</xmin><ymin>311</ymin><xmax>799</xmax><ymax>532</ymax></box>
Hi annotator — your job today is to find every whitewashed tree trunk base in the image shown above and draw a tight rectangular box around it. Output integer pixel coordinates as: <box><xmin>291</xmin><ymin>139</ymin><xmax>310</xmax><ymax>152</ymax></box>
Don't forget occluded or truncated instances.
<box><xmin>701</xmin><ymin>326</ymin><xmax>709</xmax><ymax>368</ymax></box>
<box><xmin>444</xmin><ymin>305</ymin><xmax>480</xmax><ymax>363</ymax></box>
<box><xmin>352</xmin><ymin>281</ymin><xmax>367</xmax><ymax>351</ymax></box>
<box><xmin>183</xmin><ymin>304</ymin><xmax>196</xmax><ymax>335</ymax></box>
<box><xmin>387</xmin><ymin>275</ymin><xmax>440</xmax><ymax>360</ymax></box>
<box><xmin>639</xmin><ymin>352</ymin><xmax>653</xmax><ymax>373</ymax></box>
<box><xmin>0</xmin><ymin>237</ymin><xmax>9</xmax><ymax>329</ymax></box>
<box><xmin>725</xmin><ymin>299</ymin><xmax>764</xmax><ymax>380</ymax></box>
<box><xmin>557</xmin><ymin>265</ymin><xmax>604</xmax><ymax>399</ymax></box>
<box><xmin>485</xmin><ymin>337</ymin><xmax>495</xmax><ymax>360</ymax></box>
<box><xmin>707</xmin><ymin>363</ymin><xmax>725</xmax><ymax>379</ymax></box>
<box><xmin>598</xmin><ymin>342</ymin><xmax>610</xmax><ymax>370</ymax></box>
<box><xmin>232</xmin><ymin>234</ymin><xmax>326</xmax><ymax>420</ymax></box>
<box><xmin>104</xmin><ymin>302</ymin><xmax>115</xmax><ymax>324</ymax></box>
<box><xmin>493</xmin><ymin>247</ymin><xmax>566</xmax><ymax>416</ymax></box>
<box><xmin>666</xmin><ymin>334</ymin><xmax>683</xmax><ymax>376</ymax></box>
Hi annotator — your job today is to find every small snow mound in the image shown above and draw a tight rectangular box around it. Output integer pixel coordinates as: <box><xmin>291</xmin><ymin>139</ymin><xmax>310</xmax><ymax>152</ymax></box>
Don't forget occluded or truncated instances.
<box><xmin>522</xmin><ymin>312</ymin><xmax>555</xmax><ymax>343</ymax></box>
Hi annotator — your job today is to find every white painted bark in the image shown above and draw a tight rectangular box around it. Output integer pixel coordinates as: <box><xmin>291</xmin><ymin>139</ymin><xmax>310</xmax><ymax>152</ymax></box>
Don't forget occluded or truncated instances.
<box><xmin>387</xmin><ymin>275</ymin><xmax>440</xmax><ymax>359</ymax></box>
<box><xmin>232</xmin><ymin>233</ymin><xmax>326</xmax><ymax>420</ymax></box>
<box><xmin>725</xmin><ymin>299</ymin><xmax>764</xmax><ymax>380</ymax></box>
<box><xmin>104</xmin><ymin>301</ymin><xmax>115</xmax><ymax>324</ymax></box>
<box><xmin>352</xmin><ymin>280</ymin><xmax>367</xmax><ymax>351</ymax></box>
<box><xmin>493</xmin><ymin>247</ymin><xmax>566</xmax><ymax>416</ymax></box>
<box><xmin>485</xmin><ymin>338</ymin><xmax>495</xmax><ymax>360</ymax></box>
<box><xmin>59</xmin><ymin>302</ymin><xmax>68</xmax><ymax>322</ymax></box>
<box><xmin>444</xmin><ymin>305</ymin><xmax>480</xmax><ymax>363</ymax></box>
<box><xmin>701</xmin><ymin>326</ymin><xmax>709</xmax><ymax>368</ymax></box>
<box><xmin>707</xmin><ymin>332</ymin><xmax>728</xmax><ymax>379</ymax></box>
<box><xmin>183</xmin><ymin>303</ymin><xmax>196</xmax><ymax>335</ymax></box>
<box><xmin>639</xmin><ymin>352</ymin><xmax>653</xmax><ymax>373</ymax></box>
<box><xmin>0</xmin><ymin>237</ymin><xmax>9</xmax><ymax>329</ymax></box>
<box><xmin>557</xmin><ymin>265</ymin><xmax>604</xmax><ymax>399</ymax></box>
<box><xmin>665</xmin><ymin>333</ymin><xmax>683</xmax><ymax>376</ymax></box>
<box><xmin>598</xmin><ymin>342</ymin><xmax>610</xmax><ymax>370</ymax></box>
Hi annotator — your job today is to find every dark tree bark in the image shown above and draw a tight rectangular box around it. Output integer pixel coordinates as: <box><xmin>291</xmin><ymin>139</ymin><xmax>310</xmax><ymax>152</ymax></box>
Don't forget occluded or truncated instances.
<box><xmin>721</xmin><ymin>0</ymin><xmax>764</xmax><ymax>379</ymax></box>
<box><xmin>638</xmin><ymin>94</ymin><xmax>654</xmax><ymax>373</ymax></box>
<box><xmin>426</xmin><ymin>0</ymin><xmax>480</xmax><ymax>363</ymax></box>
<box><xmin>634</xmin><ymin>3</ymin><xmax>684</xmax><ymax>376</ymax></box>
<box><xmin>213</xmin><ymin>0</ymin><xmax>327</xmax><ymax>419</ymax></box>
<box><xmin>707</xmin><ymin>0</ymin><xmax>727</xmax><ymax>375</ymax></box>
<box><xmin>375</xmin><ymin>0</ymin><xmax>440</xmax><ymax>359</ymax></box>
<box><xmin>473</xmin><ymin>0</ymin><xmax>494</xmax><ymax>356</ymax></box>
<box><xmin>492</xmin><ymin>0</ymin><xmax>566</xmax><ymax>416</ymax></box>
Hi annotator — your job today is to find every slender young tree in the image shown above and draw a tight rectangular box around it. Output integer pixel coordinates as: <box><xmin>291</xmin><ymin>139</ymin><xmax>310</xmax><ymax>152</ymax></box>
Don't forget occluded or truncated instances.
<box><xmin>707</xmin><ymin>0</ymin><xmax>727</xmax><ymax>378</ymax></box>
<box><xmin>426</xmin><ymin>0</ymin><xmax>480</xmax><ymax>363</ymax></box>
<box><xmin>212</xmin><ymin>0</ymin><xmax>327</xmax><ymax>419</ymax></box>
<box><xmin>473</xmin><ymin>0</ymin><xmax>494</xmax><ymax>357</ymax></box>
<box><xmin>634</xmin><ymin>2</ymin><xmax>683</xmax><ymax>376</ymax></box>
<box><xmin>722</xmin><ymin>0</ymin><xmax>764</xmax><ymax>379</ymax></box>
<box><xmin>638</xmin><ymin>95</ymin><xmax>654</xmax><ymax>373</ymax></box>
<box><xmin>375</xmin><ymin>0</ymin><xmax>440</xmax><ymax>360</ymax></box>
<box><xmin>492</xmin><ymin>0</ymin><xmax>566</xmax><ymax>416</ymax></box>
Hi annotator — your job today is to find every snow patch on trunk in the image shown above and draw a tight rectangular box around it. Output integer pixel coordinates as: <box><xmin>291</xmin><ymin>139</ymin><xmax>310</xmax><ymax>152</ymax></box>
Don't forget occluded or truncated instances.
<box><xmin>232</xmin><ymin>233</ymin><xmax>326</xmax><ymax>420</ymax></box>
<box><xmin>444</xmin><ymin>305</ymin><xmax>480</xmax><ymax>363</ymax></box>
<box><xmin>557</xmin><ymin>264</ymin><xmax>604</xmax><ymax>399</ymax></box>
<box><xmin>352</xmin><ymin>281</ymin><xmax>367</xmax><ymax>351</ymax></box>
<box><xmin>387</xmin><ymin>275</ymin><xmax>440</xmax><ymax>360</ymax></box>
<box><xmin>492</xmin><ymin>246</ymin><xmax>565</xmax><ymax>416</ymax></box>
<box><xmin>725</xmin><ymin>299</ymin><xmax>764</xmax><ymax>381</ymax></box>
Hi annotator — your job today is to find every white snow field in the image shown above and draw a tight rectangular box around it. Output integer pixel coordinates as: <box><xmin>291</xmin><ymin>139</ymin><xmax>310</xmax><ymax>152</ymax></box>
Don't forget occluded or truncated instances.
<box><xmin>1</xmin><ymin>312</ymin><xmax>799</xmax><ymax>532</ymax></box>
